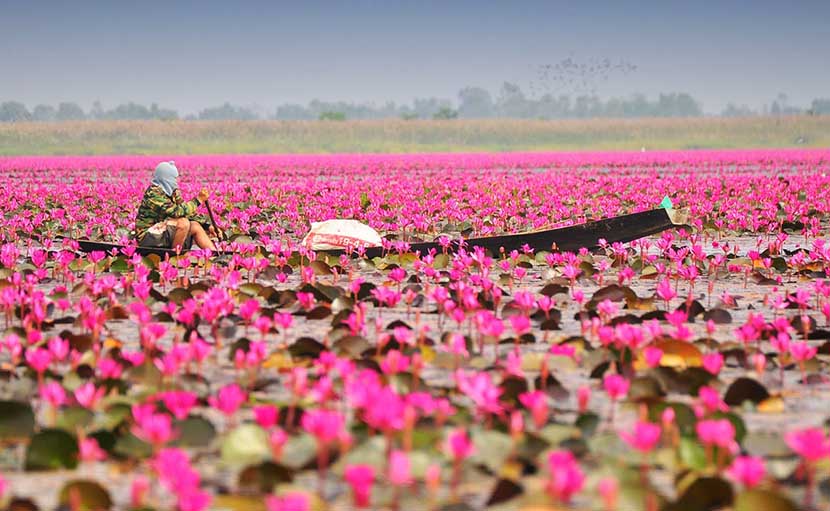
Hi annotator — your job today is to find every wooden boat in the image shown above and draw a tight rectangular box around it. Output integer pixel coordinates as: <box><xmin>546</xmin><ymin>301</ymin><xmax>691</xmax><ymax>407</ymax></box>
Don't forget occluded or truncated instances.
<box><xmin>73</xmin><ymin>206</ymin><xmax>688</xmax><ymax>259</ymax></box>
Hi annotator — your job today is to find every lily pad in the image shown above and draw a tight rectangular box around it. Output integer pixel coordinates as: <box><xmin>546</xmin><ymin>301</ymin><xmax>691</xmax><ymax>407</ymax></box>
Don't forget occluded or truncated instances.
<box><xmin>485</xmin><ymin>478</ymin><xmax>524</xmax><ymax>506</ymax></box>
<box><xmin>0</xmin><ymin>400</ymin><xmax>35</xmax><ymax>440</ymax></box>
<box><xmin>664</xmin><ymin>476</ymin><xmax>733</xmax><ymax>511</ymax></box>
<box><xmin>172</xmin><ymin>416</ymin><xmax>217</xmax><ymax>448</ymax></box>
<box><xmin>221</xmin><ymin>424</ymin><xmax>271</xmax><ymax>467</ymax></box>
<box><xmin>58</xmin><ymin>480</ymin><xmax>112</xmax><ymax>511</ymax></box>
<box><xmin>113</xmin><ymin>432</ymin><xmax>154</xmax><ymax>460</ymax></box>
<box><xmin>55</xmin><ymin>406</ymin><xmax>95</xmax><ymax>432</ymax></box>
<box><xmin>734</xmin><ymin>489</ymin><xmax>797</xmax><ymax>511</ymax></box>
<box><xmin>25</xmin><ymin>429</ymin><xmax>79</xmax><ymax>471</ymax></box>
<box><xmin>723</xmin><ymin>377</ymin><xmax>770</xmax><ymax>406</ymax></box>
<box><xmin>238</xmin><ymin>462</ymin><xmax>294</xmax><ymax>494</ymax></box>
<box><xmin>287</xmin><ymin>337</ymin><xmax>326</xmax><ymax>359</ymax></box>
<box><xmin>471</xmin><ymin>430</ymin><xmax>513</xmax><ymax>474</ymax></box>
<box><xmin>281</xmin><ymin>432</ymin><xmax>317</xmax><ymax>470</ymax></box>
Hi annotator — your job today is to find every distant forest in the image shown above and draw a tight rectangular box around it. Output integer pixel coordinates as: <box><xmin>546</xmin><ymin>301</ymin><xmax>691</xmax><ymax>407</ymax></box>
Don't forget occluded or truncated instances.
<box><xmin>1</xmin><ymin>84</ymin><xmax>828</xmax><ymax>122</ymax></box>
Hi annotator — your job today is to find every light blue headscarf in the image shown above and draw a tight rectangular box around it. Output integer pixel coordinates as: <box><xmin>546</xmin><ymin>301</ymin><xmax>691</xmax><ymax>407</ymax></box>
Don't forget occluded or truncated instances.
<box><xmin>152</xmin><ymin>161</ymin><xmax>179</xmax><ymax>197</ymax></box>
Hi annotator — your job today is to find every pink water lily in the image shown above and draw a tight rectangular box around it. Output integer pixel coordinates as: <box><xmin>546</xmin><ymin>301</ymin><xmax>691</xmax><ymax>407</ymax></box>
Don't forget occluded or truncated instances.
<box><xmin>0</xmin><ymin>149</ymin><xmax>828</xmax><ymax>509</ymax></box>
<box><xmin>265</xmin><ymin>493</ymin><xmax>310</xmax><ymax>511</ymax></box>
<box><xmin>74</xmin><ymin>382</ymin><xmax>105</xmax><ymax>410</ymax></box>
<box><xmin>79</xmin><ymin>437</ymin><xmax>107</xmax><ymax>462</ymax></box>
<box><xmin>620</xmin><ymin>420</ymin><xmax>662</xmax><ymax>453</ymax></box>
<box><xmin>208</xmin><ymin>383</ymin><xmax>247</xmax><ymax>417</ymax></box>
<box><xmin>344</xmin><ymin>464</ymin><xmax>374</xmax><ymax>508</ymax></box>
<box><xmin>727</xmin><ymin>455</ymin><xmax>766</xmax><ymax>489</ymax></box>
<box><xmin>785</xmin><ymin>427</ymin><xmax>830</xmax><ymax>463</ymax></box>
<box><xmin>160</xmin><ymin>390</ymin><xmax>199</xmax><ymax>420</ymax></box>
<box><xmin>546</xmin><ymin>450</ymin><xmax>585</xmax><ymax>503</ymax></box>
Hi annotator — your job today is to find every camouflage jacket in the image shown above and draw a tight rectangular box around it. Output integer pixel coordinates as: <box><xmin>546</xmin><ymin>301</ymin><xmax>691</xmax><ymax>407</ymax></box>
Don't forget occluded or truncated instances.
<box><xmin>134</xmin><ymin>186</ymin><xmax>208</xmax><ymax>240</ymax></box>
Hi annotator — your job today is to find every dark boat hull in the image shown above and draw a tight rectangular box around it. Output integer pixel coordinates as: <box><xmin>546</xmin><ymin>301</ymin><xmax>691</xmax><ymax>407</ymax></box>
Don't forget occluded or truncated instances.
<box><xmin>74</xmin><ymin>207</ymin><xmax>687</xmax><ymax>259</ymax></box>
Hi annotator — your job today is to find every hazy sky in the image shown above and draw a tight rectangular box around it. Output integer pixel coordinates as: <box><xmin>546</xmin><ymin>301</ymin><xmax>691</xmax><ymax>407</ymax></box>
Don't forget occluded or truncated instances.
<box><xmin>2</xmin><ymin>0</ymin><xmax>828</xmax><ymax>114</ymax></box>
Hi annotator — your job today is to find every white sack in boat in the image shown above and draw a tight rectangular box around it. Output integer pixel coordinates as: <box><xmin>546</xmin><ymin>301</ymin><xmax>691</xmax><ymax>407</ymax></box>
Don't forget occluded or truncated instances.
<box><xmin>302</xmin><ymin>219</ymin><xmax>383</xmax><ymax>250</ymax></box>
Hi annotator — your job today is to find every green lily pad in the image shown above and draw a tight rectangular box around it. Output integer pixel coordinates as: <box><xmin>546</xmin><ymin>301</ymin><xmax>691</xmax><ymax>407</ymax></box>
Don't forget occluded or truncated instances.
<box><xmin>485</xmin><ymin>478</ymin><xmax>523</xmax><ymax>506</ymax></box>
<box><xmin>281</xmin><ymin>432</ymin><xmax>317</xmax><ymax>470</ymax></box>
<box><xmin>25</xmin><ymin>429</ymin><xmax>79</xmax><ymax>471</ymax></box>
<box><xmin>238</xmin><ymin>462</ymin><xmax>294</xmax><ymax>495</ymax></box>
<box><xmin>0</xmin><ymin>400</ymin><xmax>35</xmax><ymax>440</ymax></box>
<box><xmin>221</xmin><ymin>424</ymin><xmax>270</xmax><ymax>467</ymax></box>
<box><xmin>58</xmin><ymin>480</ymin><xmax>112</xmax><ymax>510</ymax></box>
<box><xmin>470</xmin><ymin>430</ymin><xmax>512</xmax><ymax>474</ymax></box>
<box><xmin>93</xmin><ymin>403</ymin><xmax>132</xmax><ymax>431</ymax></box>
<box><xmin>734</xmin><ymin>489</ymin><xmax>796</xmax><ymax>511</ymax></box>
<box><xmin>113</xmin><ymin>432</ymin><xmax>153</xmax><ymax>460</ymax></box>
<box><xmin>664</xmin><ymin>476</ymin><xmax>733</xmax><ymax>511</ymax></box>
<box><xmin>679</xmin><ymin>436</ymin><xmax>708</xmax><ymax>471</ymax></box>
<box><xmin>332</xmin><ymin>436</ymin><xmax>386</xmax><ymax>475</ymax></box>
<box><xmin>55</xmin><ymin>406</ymin><xmax>94</xmax><ymax>433</ymax></box>
<box><xmin>172</xmin><ymin>416</ymin><xmax>217</xmax><ymax>448</ymax></box>
<box><xmin>574</xmin><ymin>412</ymin><xmax>600</xmax><ymax>437</ymax></box>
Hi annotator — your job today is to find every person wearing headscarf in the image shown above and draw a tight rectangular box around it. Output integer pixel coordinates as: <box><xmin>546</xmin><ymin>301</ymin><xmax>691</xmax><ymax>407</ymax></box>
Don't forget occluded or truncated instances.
<box><xmin>134</xmin><ymin>161</ymin><xmax>217</xmax><ymax>251</ymax></box>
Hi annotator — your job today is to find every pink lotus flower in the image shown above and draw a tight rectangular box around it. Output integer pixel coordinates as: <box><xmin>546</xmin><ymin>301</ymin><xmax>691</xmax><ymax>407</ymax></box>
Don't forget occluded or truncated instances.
<box><xmin>97</xmin><ymin>358</ymin><xmax>123</xmax><ymax>379</ymax></box>
<box><xmin>656</xmin><ymin>278</ymin><xmax>676</xmax><ymax>304</ymax></box>
<box><xmin>344</xmin><ymin>464</ymin><xmax>374</xmax><ymax>508</ymax></box>
<box><xmin>161</xmin><ymin>390</ymin><xmax>198</xmax><ymax>420</ymax></box>
<box><xmin>519</xmin><ymin>390</ymin><xmax>549</xmax><ymax>429</ymax></box>
<box><xmin>47</xmin><ymin>337</ymin><xmax>69</xmax><ymax>361</ymax></box>
<box><xmin>603</xmin><ymin>374</ymin><xmax>629</xmax><ymax>401</ymax></box>
<box><xmin>596</xmin><ymin>299</ymin><xmax>619</xmax><ymax>319</ymax></box>
<box><xmin>265</xmin><ymin>492</ymin><xmax>310</xmax><ymax>511</ymax></box>
<box><xmin>785</xmin><ymin>427</ymin><xmax>830</xmax><ymax>462</ymax></box>
<box><xmin>789</xmin><ymin>341</ymin><xmax>817</xmax><ymax>362</ymax></box>
<box><xmin>152</xmin><ymin>447</ymin><xmax>201</xmax><ymax>495</ymax></box>
<box><xmin>620</xmin><ymin>420</ymin><xmax>661</xmax><ymax>453</ymax></box>
<box><xmin>445</xmin><ymin>428</ymin><xmax>475</xmax><ymax>461</ymax></box>
<box><xmin>177</xmin><ymin>488</ymin><xmax>212</xmax><ymax>511</ymax></box>
<box><xmin>25</xmin><ymin>348</ymin><xmax>52</xmax><ymax>374</ymax></box>
<box><xmin>445</xmin><ymin>332</ymin><xmax>469</xmax><ymax>359</ymax></box>
<box><xmin>39</xmin><ymin>381</ymin><xmax>67</xmax><ymax>408</ymax></box>
<box><xmin>643</xmin><ymin>346</ymin><xmax>663</xmax><ymax>368</ymax></box>
<box><xmin>549</xmin><ymin>343</ymin><xmax>576</xmax><ymax>359</ymax></box>
<box><xmin>702</xmin><ymin>352</ymin><xmax>724</xmax><ymax>375</ymax></box>
<box><xmin>697</xmin><ymin>386</ymin><xmax>729</xmax><ymax>415</ymax></box>
<box><xmin>208</xmin><ymin>383</ymin><xmax>247</xmax><ymax>417</ymax></box>
<box><xmin>239</xmin><ymin>298</ymin><xmax>260</xmax><ymax>322</ymax></box>
<box><xmin>696</xmin><ymin>419</ymin><xmax>736</xmax><ymax>450</ymax></box>
<box><xmin>546</xmin><ymin>450</ymin><xmax>585</xmax><ymax>503</ymax></box>
<box><xmin>389</xmin><ymin>267</ymin><xmax>407</xmax><ymax>283</ymax></box>
<box><xmin>727</xmin><ymin>455</ymin><xmax>766</xmax><ymax>488</ymax></box>
<box><xmin>274</xmin><ymin>311</ymin><xmax>293</xmax><ymax>330</ymax></box>
<box><xmin>301</xmin><ymin>409</ymin><xmax>345</xmax><ymax>444</ymax></box>
<box><xmin>79</xmin><ymin>437</ymin><xmax>107</xmax><ymax>462</ymax></box>
<box><xmin>509</xmin><ymin>315</ymin><xmax>531</xmax><ymax>336</ymax></box>
<box><xmin>454</xmin><ymin>370</ymin><xmax>503</xmax><ymax>417</ymax></box>
<box><xmin>133</xmin><ymin>410</ymin><xmax>176</xmax><ymax>447</ymax></box>
<box><xmin>130</xmin><ymin>475</ymin><xmax>150</xmax><ymax>509</ymax></box>
<box><xmin>380</xmin><ymin>349</ymin><xmax>410</xmax><ymax>375</ymax></box>
<box><xmin>74</xmin><ymin>382</ymin><xmax>105</xmax><ymax>409</ymax></box>
<box><xmin>388</xmin><ymin>449</ymin><xmax>412</xmax><ymax>486</ymax></box>
<box><xmin>254</xmin><ymin>405</ymin><xmax>279</xmax><ymax>429</ymax></box>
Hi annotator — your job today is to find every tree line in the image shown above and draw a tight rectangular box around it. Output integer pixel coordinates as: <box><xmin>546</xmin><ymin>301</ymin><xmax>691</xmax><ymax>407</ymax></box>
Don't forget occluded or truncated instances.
<box><xmin>2</xmin><ymin>84</ymin><xmax>828</xmax><ymax>122</ymax></box>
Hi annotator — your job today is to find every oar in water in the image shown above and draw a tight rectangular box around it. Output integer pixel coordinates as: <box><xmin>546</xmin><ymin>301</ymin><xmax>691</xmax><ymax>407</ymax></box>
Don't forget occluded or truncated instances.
<box><xmin>205</xmin><ymin>200</ymin><xmax>225</xmax><ymax>241</ymax></box>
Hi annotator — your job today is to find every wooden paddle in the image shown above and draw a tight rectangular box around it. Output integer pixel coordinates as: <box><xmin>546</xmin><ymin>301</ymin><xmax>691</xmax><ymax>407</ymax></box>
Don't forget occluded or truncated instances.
<box><xmin>204</xmin><ymin>200</ymin><xmax>225</xmax><ymax>241</ymax></box>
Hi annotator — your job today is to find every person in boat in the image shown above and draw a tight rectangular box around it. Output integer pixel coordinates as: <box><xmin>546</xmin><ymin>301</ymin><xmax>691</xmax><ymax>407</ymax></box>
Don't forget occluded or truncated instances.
<box><xmin>134</xmin><ymin>161</ymin><xmax>218</xmax><ymax>251</ymax></box>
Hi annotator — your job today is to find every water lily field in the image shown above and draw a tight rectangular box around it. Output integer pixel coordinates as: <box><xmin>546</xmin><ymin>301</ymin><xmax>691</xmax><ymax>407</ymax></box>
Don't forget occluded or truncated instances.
<box><xmin>0</xmin><ymin>149</ymin><xmax>829</xmax><ymax>510</ymax></box>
